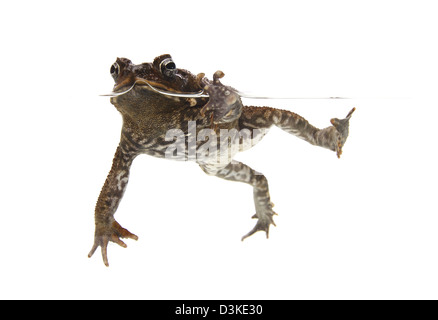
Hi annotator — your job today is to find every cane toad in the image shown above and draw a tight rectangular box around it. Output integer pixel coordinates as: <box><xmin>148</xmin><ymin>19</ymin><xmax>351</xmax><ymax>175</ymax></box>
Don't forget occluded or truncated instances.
<box><xmin>88</xmin><ymin>54</ymin><xmax>355</xmax><ymax>266</ymax></box>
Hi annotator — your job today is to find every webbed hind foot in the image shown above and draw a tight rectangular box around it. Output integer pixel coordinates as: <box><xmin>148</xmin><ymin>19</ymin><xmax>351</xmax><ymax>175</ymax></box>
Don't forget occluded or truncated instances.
<box><xmin>241</xmin><ymin>210</ymin><xmax>277</xmax><ymax>241</ymax></box>
<box><xmin>330</xmin><ymin>107</ymin><xmax>356</xmax><ymax>158</ymax></box>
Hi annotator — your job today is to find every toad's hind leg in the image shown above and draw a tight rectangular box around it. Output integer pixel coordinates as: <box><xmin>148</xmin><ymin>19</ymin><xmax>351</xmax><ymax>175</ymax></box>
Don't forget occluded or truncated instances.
<box><xmin>241</xmin><ymin>107</ymin><xmax>355</xmax><ymax>158</ymax></box>
<box><xmin>200</xmin><ymin>161</ymin><xmax>276</xmax><ymax>240</ymax></box>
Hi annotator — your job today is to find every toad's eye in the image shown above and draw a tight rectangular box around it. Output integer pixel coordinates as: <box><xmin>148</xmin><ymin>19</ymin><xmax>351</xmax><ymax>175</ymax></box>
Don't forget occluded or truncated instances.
<box><xmin>110</xmin><ymin>62</ymin><xmax>120</xmax><ymax>80</ymax></box>
<box><xmin>160</xmin><ymin>58</ymin><xmax>176</xmax><ymax>77</ymax></box>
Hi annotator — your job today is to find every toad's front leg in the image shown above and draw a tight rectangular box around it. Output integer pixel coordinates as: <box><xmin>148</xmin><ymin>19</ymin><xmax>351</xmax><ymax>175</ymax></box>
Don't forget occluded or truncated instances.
<box><xmin>88</xmin><ymin>146</ymin><xmax>138</xmax><ymax>267</ymax></box>
<box><xmin>198</xmin><ymin>71</ymin><xmax>243</xmax><ymax>125</ymax></box>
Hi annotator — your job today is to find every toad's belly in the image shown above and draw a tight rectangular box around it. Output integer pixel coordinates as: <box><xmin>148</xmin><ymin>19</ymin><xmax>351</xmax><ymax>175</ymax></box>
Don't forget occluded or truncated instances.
<box><xmin>140</xmin><ymin>127</ymin><xmax>269</xmax><ymax>165</ymax></box>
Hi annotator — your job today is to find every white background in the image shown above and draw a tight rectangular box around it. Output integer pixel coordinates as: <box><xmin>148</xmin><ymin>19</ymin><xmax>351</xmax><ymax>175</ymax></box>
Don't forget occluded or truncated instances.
<box><xmin>1</xmin><ymin>0</ymin><xmax>437</xmax><ymax>299</ymax></box>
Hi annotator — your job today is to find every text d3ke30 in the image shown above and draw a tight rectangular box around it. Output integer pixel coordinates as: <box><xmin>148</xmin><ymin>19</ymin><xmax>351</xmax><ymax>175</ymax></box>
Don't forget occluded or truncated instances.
<box><xmin>175</xmin><ymin>304</ymin><xmax>263</xmax><ymax>317</ymax></box>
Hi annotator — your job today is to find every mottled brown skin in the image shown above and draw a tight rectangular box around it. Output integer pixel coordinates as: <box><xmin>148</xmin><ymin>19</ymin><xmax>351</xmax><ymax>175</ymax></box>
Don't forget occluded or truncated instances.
<box><xmin>88</xmin><ymin>54</ymin><xmax>355</xmax><ymax>266</ymax></box>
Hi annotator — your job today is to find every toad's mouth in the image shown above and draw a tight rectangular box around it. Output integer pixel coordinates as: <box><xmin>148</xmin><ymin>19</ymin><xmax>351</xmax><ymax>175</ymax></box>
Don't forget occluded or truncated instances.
<box><xmin>101</xmin><ymin>78</ymin><xmax>208</xmax><ymax>99</ymax></box>
<box><xmin>101</xmin><ymin>79</ymin><xmax>349</xmax><ymax>100</ymax></box>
